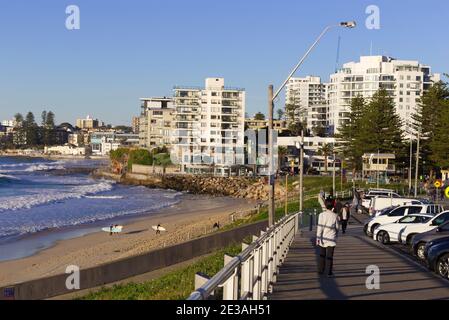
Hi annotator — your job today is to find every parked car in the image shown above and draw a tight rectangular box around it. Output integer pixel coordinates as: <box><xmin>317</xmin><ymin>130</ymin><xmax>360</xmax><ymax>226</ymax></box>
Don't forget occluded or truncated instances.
<box><xmin>426</xmin><ymin>239</ymin><xmax>449</xmax><ymax>280</ymax></box>
<box><xmin>411</xmin><ymin>221</ymin><xmax>449</xmax><ymax>260</ymax></box>
<box><xmin>361</xmin><ymin>189</ymin><xmax>400</xmax><ymax>208</ymax></box>
<box><xmin>374</xmin><ymin>211</ymin><xmax>449</xmax><ymax>245</ymax></box>
<box><xmin>364</xmin><ymin>204</ymin><xmax>444</xmax><ymax>237</ymax></box>
<box><xmin>368</xmin><ymin>197</ymin><xmax>430</xmax><ymax>215</ymax></box>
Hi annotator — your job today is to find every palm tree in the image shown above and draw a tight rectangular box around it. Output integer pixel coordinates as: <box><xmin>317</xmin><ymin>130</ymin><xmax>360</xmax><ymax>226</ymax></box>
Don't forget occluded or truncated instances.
<box><xmin>317</xmin><ymin>143</ymin><xmax>334</xmax><ymax>173</ymax></box>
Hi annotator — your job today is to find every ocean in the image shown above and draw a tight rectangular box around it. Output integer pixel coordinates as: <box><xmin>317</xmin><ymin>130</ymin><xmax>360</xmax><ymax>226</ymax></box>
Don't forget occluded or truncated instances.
<box><xmin>0</xmin><ymin>156</ymin><xmax>182</xmax><ymax>260</ymax></box>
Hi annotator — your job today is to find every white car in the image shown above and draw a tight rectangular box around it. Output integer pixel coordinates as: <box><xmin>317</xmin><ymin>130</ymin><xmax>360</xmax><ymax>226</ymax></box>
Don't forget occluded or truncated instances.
<box><xmin>361</xmin><ymin>190</ymin><xmax>401</xmax><ymax>208</ymax></box>
<box><xmin>364</xmin><ymin>204</ymin><xmax>444</xmax><ymax>237</ymax></box>
<box><xmin>374</xmin><ymin>211</ymin><xmax>449</xmax><ymax>245</ymax></box>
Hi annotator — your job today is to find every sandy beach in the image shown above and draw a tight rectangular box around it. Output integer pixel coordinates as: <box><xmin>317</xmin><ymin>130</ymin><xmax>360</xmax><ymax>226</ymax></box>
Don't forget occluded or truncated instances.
<box><xmin>0</xmin><ymin>194</ymin><xmax>258</xmax><ymax>287</ymax></box>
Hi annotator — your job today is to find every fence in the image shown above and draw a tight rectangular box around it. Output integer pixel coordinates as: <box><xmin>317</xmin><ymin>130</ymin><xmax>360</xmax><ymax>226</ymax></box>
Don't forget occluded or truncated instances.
<box><xmin>187</xmin><ymin>211</ymin><xmax>300</xmax><ymax>300</ymax></box>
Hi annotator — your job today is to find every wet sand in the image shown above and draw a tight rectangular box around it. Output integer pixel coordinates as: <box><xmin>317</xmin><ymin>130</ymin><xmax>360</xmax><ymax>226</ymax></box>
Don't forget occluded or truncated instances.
<box><xmin>0</xmin><ymin>195</ymin><xmax>258</xmax><ymax>287</ymax></box>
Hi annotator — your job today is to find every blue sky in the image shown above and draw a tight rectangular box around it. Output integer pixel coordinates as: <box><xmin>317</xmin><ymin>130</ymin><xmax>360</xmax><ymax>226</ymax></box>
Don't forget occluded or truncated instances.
<box><xmin>0</xmin><ymin>0</ymin><xmax>448</xmax><ymax>125</ymax></box>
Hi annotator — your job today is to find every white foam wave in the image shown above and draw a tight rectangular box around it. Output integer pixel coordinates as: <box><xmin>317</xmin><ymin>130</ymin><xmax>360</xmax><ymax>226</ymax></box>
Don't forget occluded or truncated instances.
<box><xmin>85</xmin><ymin>195</ymin><xmax>123</xmax><ymax>199</ymax></box>
<box><xmin>0</xmin><ymin>181</ymin><xmax>114</xmax><ymax>213</ymax></box>
<box><xmin>0</xmin><ymin>196</ymin><xmax>181</xmax><ymax>238</ymax></box>
<box><xmin>0</xmin><ymin>174</ymin><xmax>20</xmax><ymax>181</ymax></box>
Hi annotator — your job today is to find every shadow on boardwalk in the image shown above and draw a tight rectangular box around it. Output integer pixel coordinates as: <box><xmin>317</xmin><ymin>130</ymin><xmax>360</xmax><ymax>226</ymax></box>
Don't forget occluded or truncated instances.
<box><xmin>269</xmin><ymin>218</ymin><xmax>449</xmax><ymax>300</ymax></box>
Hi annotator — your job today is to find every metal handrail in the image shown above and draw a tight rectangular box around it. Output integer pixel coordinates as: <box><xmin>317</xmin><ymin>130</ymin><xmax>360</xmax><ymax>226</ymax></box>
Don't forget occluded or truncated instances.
<box><xmin>187</xmin><ymin>212</ymin><xmax>299</xmax><ymax>300</ymax></box>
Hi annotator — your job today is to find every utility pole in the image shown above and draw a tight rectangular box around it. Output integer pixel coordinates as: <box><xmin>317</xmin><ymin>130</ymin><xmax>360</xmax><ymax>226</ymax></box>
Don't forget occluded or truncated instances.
<box><xmin>414</xmin><ymin>129</ymin><xmax>421</xmax><ymax>197</ymax></box>
<box><xmin>299</xmin><ymin>131</ymin><xmax>304</xmax><ymax>212</ymax></box>
<box><xmin>332</xmin><ymin>152</ymin><xmax>336</xmax><ymax>196</ymax></box>
<box><xmin>268</xmin><ymin>85</ymin><xmax>275</xmax><ymax>227</ymax></box>
<box><xmin>376</xmin><ymin>149</ymin><xmax>380</xmax><ymax>189</ymax></box>
<box><xmin>408</xmin><ymin>135</ymin><xmax>413</xmax><ymax>195</ymax></box>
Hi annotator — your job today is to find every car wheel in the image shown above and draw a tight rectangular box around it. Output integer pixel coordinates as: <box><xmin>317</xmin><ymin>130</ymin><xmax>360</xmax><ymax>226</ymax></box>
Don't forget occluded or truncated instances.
<box><xmin>370</xmin><ymin>224</ymin><xmax>379</xmax><ymax>235</ymax></box>
<box><xmin>436</xmin><ymin>254</ymin><xmax>449</xmax><ymax>279</ymax></box>
<box><xmin>416</xmin><ymin>243</ymin><xmax>426</xmax><ymax>260</ymax></box>
<box><xmin>377</xmin><ymin>231</ymin><xmax>390</xmax><ymax>245</ymax></box>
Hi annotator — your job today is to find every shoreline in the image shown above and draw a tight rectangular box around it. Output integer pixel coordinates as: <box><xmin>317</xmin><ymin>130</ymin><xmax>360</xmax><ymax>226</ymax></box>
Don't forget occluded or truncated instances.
<box><xmin>0</xmin><ymin>194</ymin><xmax>258</xmax><ymax>287</ymax></box>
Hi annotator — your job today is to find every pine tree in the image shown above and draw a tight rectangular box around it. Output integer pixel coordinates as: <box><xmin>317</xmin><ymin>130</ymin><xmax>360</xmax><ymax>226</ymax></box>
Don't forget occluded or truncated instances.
<box><xmin>24</xmin><ymin>112</ymin><xmax>38</xmax><ymax>147</ymax></box>
<box><xmin>335</xmin><ymin>95</ymin><xmax>366</xmax><ymax>172</ymax></box>
<box><xmin>412</xmin><ymin>81</ymin><xmax>449</xmax><ymax>169</ymax></box>
<box><xmin>429</xmin><ymin>102</ymin><xmax>449</xmax><ymax>169</ymax></box>
<box><xmin>285</xmin><ymin>96</ymin><xmax>306</xmax><ymax>136</ymax></box>
<box><xmin>360</xmin><ymin>89</ymin><xmax>404</xmax><ymax>157</ymax></box>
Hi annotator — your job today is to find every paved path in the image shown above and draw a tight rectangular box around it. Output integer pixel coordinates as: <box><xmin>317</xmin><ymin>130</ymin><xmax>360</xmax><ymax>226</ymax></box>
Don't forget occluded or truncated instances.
<box><xmin>269</xmin><ymin>217</ymin><xmax>449</xmax><ymax>300</ymax></box>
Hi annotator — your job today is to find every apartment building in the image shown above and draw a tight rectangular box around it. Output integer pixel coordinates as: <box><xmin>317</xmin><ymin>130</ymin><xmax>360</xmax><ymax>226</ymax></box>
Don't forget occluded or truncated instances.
<box><xmin>285</xmin><ymin>76</ymin><xmax>328</xmax><ymax>134</ymax></box>
<box><xmin>131</xmin><ymin>116</ymin><xmax>140</xmax><ymax>134</ymax></box>
<box><xmin>139</xmin><ymin>97</ymin><xmax>174</xmax><ymax>149</ymax></box>
<box><xmin>328</xmin><ymin>56</ymin><xmax>440</xmax><ymax>136</ymax></box>
<box><xmin>76</xmin><ymin>116</ymin><xmax>99</xmax><ymax>130</ymax></box>
<box><xmin>172</xmin><ymin>78</ymin><xmax>245</xmax><ymax>175</ymax></box>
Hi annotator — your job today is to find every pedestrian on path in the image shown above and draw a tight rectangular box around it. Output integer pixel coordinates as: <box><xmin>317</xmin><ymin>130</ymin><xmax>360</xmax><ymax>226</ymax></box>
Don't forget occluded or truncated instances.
<box><xmin>339</xmin><ymin>203</ymin><xmax>350</xmax><ymax>234</ymax></box>
<box><xmin>316</xmin><ymin>199</ymin><xmax>340</xmax><ymax>277</ymax></box>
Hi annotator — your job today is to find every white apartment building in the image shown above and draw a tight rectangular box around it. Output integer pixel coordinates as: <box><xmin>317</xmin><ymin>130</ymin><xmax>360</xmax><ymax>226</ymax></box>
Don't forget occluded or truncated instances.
<box><xmin>172</xmin><ymin>78</ymin><xmax>245</xmax><ymax>175</ymax></box>
<box><xmin>328</xmin><ymin>56</ymin><xmax>440</xmax><ymax>136</ymax></box>
<box><xmin>1</xmin><ymin>120</ymin><xmax>16</xmax><ymax>127</ymax></box>
<box><xmin>139</xmin><ymin>97</ymin><xmax>174</xmax><ymax>149</ymax></box>
<box><xmin>285</xmin><ymin>76</ymin><xmax>328</xmax><ymax>134</ymax></box>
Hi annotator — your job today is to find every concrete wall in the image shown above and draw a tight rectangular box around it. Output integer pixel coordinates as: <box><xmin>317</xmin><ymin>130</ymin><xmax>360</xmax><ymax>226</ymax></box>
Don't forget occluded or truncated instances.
<box><xmin>132</xmin><ymin>164</ymin><xmax>180</xmax><ymax>175</ymax></box>
<box><xmin>0</xmin><ymin>220</ymin><xmax>268</xmax><ymax>300</ymax></box>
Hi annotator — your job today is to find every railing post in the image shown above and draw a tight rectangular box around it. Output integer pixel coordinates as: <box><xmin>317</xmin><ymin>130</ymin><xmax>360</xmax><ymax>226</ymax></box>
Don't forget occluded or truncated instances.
<box><xmin>223</xmin><ymin>255</ymin><xmax>238</xmax><ymax>300</ymax></box>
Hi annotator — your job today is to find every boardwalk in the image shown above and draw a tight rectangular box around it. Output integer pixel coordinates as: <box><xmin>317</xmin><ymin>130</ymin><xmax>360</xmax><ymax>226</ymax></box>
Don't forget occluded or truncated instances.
<box><xmin>269</xmin><ymin>216</ymin><xmax>449</xmax><ymax>300</ymax></box>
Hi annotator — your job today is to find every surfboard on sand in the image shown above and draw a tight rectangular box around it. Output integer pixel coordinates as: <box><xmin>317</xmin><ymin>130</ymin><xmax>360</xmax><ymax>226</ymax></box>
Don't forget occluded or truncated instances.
<box><xmin>102</xmin><ymin>226</ymin><xmax>123</xmax><ymax>233</ymax></box>
<box><xmin>152</xmin><ymin>226</ymin><xmax>167</xmax><ymax>232</ymax></box>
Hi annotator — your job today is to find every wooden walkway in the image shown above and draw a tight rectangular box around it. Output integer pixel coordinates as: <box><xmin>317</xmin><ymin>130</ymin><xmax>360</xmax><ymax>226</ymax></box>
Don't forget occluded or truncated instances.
<box><xmin>269</xmin><ymin>216</ymin><xmax>449</xmax><ymax>300</ymax></box>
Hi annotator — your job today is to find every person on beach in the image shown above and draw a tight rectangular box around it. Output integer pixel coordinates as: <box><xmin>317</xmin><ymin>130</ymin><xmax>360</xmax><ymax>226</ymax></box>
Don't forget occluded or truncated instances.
<box><xmin>213</xmin><ymin>222</ymin><xmax>220</xmax><ymax>230</ymax></box>
<box><xmin>109</xmin><ymin>225</ymin><xmax>113</xmax><ymax>236</ymax></box>
<box><xmin>316</xmin><ymin>199</ymin><xmax>340</xmax><ymax>277</ymax></box>
<box><xmin>156</xmin><ymin>224</ymin><xmax>161</xmax><ymax>235</ymax></box>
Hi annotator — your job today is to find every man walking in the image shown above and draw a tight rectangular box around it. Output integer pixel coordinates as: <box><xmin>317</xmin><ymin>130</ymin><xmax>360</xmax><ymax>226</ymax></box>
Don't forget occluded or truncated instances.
<box><xmin>316</xmin><ymin>199</ymin><xmax>340</xmax><ymax>277</ymax></box>
<box><xmin>340</xmin><ymin>203</ymin><xmax>350</xmax><ymax>234</ymax></box>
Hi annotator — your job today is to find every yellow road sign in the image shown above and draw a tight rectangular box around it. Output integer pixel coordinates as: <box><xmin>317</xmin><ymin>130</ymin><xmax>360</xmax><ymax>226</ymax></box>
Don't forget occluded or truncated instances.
<box><xmin>445</xmin><ymin>186</ymin><xmax>449</xmax><ymax>199</ymax></box>
<box><xmin>434</xmin><ymin>180</ymin><xmax>442</xmax><ymax>188</ymax></box>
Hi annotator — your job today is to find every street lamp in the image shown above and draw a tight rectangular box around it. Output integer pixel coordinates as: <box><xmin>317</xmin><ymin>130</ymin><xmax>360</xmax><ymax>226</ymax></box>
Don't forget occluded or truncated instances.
<box><xmin>267</xmin><ymin>21</ymin><xmax>357</xmax><ymax>226</ymax></box>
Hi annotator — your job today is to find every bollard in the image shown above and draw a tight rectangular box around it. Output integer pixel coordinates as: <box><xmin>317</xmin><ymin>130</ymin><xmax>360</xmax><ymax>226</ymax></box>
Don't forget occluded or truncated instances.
<box><xmin>309</xmin><ymin>212</ymin><xmax>313</xmax><ymax>231</ymax></box>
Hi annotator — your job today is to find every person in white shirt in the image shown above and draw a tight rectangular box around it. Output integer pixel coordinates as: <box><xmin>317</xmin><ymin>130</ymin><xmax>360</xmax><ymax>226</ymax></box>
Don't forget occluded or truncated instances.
<box><xmin>316</xmin><ymin>200</ymin><xmax>340</xmax><ymax>277</ymax></box>
<box><xmin>339</xmin><ymin>203</ymin><xmax>350</xmax><ymax>234</ymax></box>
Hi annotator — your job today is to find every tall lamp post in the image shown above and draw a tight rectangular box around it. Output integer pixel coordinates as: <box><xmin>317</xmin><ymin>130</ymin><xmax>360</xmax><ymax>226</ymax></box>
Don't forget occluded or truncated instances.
<box><xmin>267</xmin><ymin>21</ymin><xmax>357</xmax><ymax>226</ymax></box>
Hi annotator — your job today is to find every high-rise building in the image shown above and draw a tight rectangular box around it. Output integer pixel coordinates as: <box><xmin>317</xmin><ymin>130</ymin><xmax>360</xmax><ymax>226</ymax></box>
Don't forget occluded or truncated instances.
<box><xmin>76</xmin><ymin>116</ymin><xmax>99</xmax><ymax>130</ymax></box>
<box><xmin>139</xmin><ymin>97</ymin><xmax>174</xmax><ymax>149</ymax></box>
<box><xmin>285</xmin><ymin>76</ymin><xmax>328</xmax><ymax>134</ymax></box>
<box><xmin>131</xmin><ymin>116</ymin><xmax>140</xmax><ymax>134</ymax></box>
<box><xmin>172</xmin><ymin>78</ymin><xmax>245</xmax><ymax>175</ymax></box>
<box><xmin>328</xmin><ymin>56</ymin><xmax>440</xmax><ymax>136</ymax></box>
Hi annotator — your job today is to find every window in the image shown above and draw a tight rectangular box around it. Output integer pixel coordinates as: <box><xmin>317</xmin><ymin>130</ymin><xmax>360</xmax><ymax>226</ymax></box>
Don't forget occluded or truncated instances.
<box><xmin>399</xmin><ymin>216</ymin><xmax>430</xmax><ymax>224</ymax></box>
<box><xmin>440</xmin><ymin>222</ymin><xmax>449</xmax><ymax>231</ymax></box>
<box><xmin>388</xmin><ymin>207</ymin><xmax>407</xmax><ymax>217</ymax></box>
<box><xmin>433</xmin><ymin>213</ymin><xmax>449</xmax><ymax>226</ymax></box>
<box><xmin>407</xmin><ymin>206</ymin><xmax>423</xmax><ymax>214</ymax></box>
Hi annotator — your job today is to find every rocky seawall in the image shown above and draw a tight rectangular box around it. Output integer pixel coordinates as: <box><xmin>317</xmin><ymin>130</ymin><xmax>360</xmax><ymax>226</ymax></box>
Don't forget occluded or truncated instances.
<box><xmin>92</xmin><ymin>170</ymin><xmax>286</xmax><ymax>201</ymax></box>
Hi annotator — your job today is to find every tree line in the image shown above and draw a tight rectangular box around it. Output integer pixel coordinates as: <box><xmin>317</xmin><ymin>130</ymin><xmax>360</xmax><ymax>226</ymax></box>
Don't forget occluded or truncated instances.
<box><xmin>336</xmin><ymin>80</ymin><xmax>449</xmax><ymax>176</ymax></box>
<box><xmin>4</xmin><ymin>111</ymin><xmax>57</xmax><ymax>148</ymax></box>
